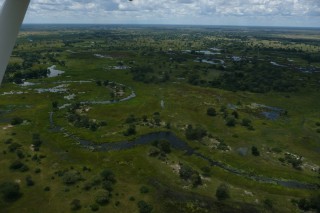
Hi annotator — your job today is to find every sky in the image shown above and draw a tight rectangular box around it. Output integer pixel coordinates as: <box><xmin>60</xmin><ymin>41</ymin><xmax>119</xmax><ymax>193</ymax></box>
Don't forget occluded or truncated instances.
<box><xmin>1</xmin><ymin>0</ymin><xmax>320</xmax><ymax>27</ymax></box>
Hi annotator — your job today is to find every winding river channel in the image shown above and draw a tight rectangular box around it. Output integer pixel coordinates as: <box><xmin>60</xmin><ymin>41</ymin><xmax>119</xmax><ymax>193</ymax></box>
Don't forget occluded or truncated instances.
<box><xmin>49</xmin><ymin>112</ymin><xmax>319</xmax><ymax>190</ymax></box>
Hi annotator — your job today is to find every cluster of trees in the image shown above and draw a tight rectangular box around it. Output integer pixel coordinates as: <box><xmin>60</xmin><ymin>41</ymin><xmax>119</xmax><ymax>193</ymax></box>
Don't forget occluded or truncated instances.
<box><xmin>53</xmin><ymin>168</ymin><xmax>117</xmax><ymax>211</ymax></box>
<box><xmin>10</xmin><ymin>68</ymin><xmax>48</xmax><ymax>84</ymax></box>
<box><xmin>210</xmin><ymin>68</ymin><xmax>298</xmax><ymax>93</ymax></box>
<box><xmin>148</xmin><ymin>140</ymin><xmax>171</xmax><ymax>160</ymax></box>
<box><xmin>179</xmin><ymin>164</ymin><xmax>202</xmax><ymax>187</ymax></box>
<box><xmin>185</xmin><ymin>125</ymin><xmax>207</xmax><ymax>140</ymax></box>
<box><xmin>130</xmin><ymin>66</ymin><xmax>170</xmax><ymax>84</ymax></box>
<box><xmin>293</xmin><ymin>194</ymin><xmax>320</xmax><ymax>212</ymax></box>
<box><xmin>279</xmin><ymin>153</ymin><xmax>303</xmax><ymax>170</ymax></box>
<box><xmin>67</xmin><ymin>103</ymin><xmax>107</xmax><ymax>131</ymax></box>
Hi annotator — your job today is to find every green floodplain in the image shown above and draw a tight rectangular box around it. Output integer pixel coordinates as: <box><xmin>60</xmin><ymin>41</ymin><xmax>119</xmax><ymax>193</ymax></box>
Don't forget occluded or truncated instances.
<box><xmin>0</xmin><ymin>24</ymin><xmax>319</xmax><ymax>213</ymax></box>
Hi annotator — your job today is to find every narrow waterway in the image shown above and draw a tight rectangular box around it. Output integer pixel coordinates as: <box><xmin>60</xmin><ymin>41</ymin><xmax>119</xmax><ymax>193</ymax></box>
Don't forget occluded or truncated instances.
<box><xmin>49</xmin><ymin>112</ymin><xmax>319</xmax><ymax>190</ymax></box>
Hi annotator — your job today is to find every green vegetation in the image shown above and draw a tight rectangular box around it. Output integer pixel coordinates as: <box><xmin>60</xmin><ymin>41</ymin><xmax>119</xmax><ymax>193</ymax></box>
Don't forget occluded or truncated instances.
<box><xmin>0</xmin><ymin>25</ymin><xmax>319</xmax><ymax>212</ymax></box>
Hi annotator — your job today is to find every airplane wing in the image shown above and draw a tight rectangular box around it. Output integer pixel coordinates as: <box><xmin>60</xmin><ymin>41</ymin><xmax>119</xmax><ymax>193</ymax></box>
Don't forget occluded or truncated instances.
<box><xmin>0</xmin><ymin>0</ymin><xmax>30</xmax><ymax>85</ymax></box>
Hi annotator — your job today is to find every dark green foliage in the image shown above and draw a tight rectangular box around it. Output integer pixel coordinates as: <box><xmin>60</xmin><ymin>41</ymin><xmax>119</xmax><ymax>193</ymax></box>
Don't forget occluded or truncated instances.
<box><xmin>8</xmin><ymin>143</ymin><xmax>21</xmax><ymax>152</ymax></box>
<box><xmin>95</xmin><ymin>189</ymin><xmax>111</xmax><ymax>205</ymax></box>
<box><xmin>190</xmin><ymin>172</ymin><xmax>202</xmax><ymax>187</ymax></box>
<box><xmin>62</xmin><ymin>171</ymin><xmax>81</xmax><ymax>185</ymax></box>
<box><xmin>148</xmin><ymin>147</ymin><xmax>161</xmax><ymax>157</ymax></box>
<box><xmin>100</xmin><ymin>169</ymin><xmax>116</xmax><ymax>183</ymax></box>
<box><xmin>251</xmin><ymin>146</ymin><xmax>260</xmax><ymax>156</ymax></box>
<box><xmin>232</xmin><ymin>111</ymin><xmax>239</xmax><ymax>119</ymax></box>
<box><xmin>226</xmin><ymin>117</ymin><xmax>236</xmax><ymax>127</ymax></box>
<box><xmin>4</xmin><ymin>138</ymin><xmax>13</xmax><ymax>144</ymax></box>
<box><xmin>201</xmin><ymin>166</ymin><xmax>211</xmax><ymax>177</ymax></box>
<box><xmin>241</xmin><ymin>118</ymin><xmax>252</xmax><ymax>127</ymax></box>
<box><xmin>185</xmin><ymin>125</ymin><xmax>207</xmax><ymax>140</ymax></box>
<box><xmin>70</xmin><ymin>199</ymin><xmax>81</xmax><ymax>211</ymax></box>
<box><xmin>11</xmin><ymin>117</ymin><xmax>23</xmax><ymax>125</ymax></box>
<box><xmin>90</xmin><ymin>204</ymin><xmax>99</xmax><ymax>211</ymax></box>
<box><xmin>298</xmin><ymin>198</ymin><xmax>311</xmax><ymax>211</ymax></box>
<box><xmin>10</xmin><ymin>160</ymin><xmax>29</xmax><ymax>172</ymax></box>
<box><xmin>0</xmin><ymin>182</ymin><xmax>21</xmax><ymax>201</ymax></box>
<box><xmin>158</xmin><ymin>140</ymin><xmax>171</xmax><ymax>153</ymax></box>
<box><xmin>217</xmin><ymin>141</ymin><xmax>229</xmax><ymax>151</ymax></box>
<box><xmin>137</xmin><ymin>200</ymin><xmax>153</xmax><ymax>213</ymax></box>
<box><xmin>210</xmin><ymin>67</ymin><xmax>298</xmax><ymax>93</ymax></box>
<box><xmin>52</xmin><ymin>101</ymin><xmax>58</xmax><ymax>109</ymax></box>
<box><xmin>284</xmin><ymin>153</ymin><xmax>303</xmax><ymax>170</ymax></box>
<box><xmin>179</xmin><ymin>165</ymin><xmax>194</xmax><ymax>180</ymax></box>
<box><xmin>96</xmin><ymin>80</ymin><xmax>102</xmax><ymax>86</ymax></box>
<box><xmin>131</xmin><ymin>66</ymin><xmax>155</xmax><ymax>83</ymax></box>
<box><xmin>206</xmin><ymin>107</ymin><xmax>217</xmax><ymax>116</ymax></box>
<box><xmin>32</xmin><ymin>134</ymin><xmax>42</xmax><ymax>148</ymax></box>
<box><xmin>129</xmin><ymin>196</ymin><xmax>135</xmax><ymax>201</ymax></box>
<box><xmin>16</xmin><ymin>150</ymin><xmax>25</xmax><ymax>159</ymax></box>
<box><xmin>179</xmin><ymin>165</ymin><xmax>202</xmax><ymax>187</ymax></box>
<box><xmin>25</xmin><ymin>176</ymin><xmax>35</xmax><ymax>186</ymax></box>
<box><xmin>295</xmin><ymin>194</ymin><xmax>320</xmax><ymax>212</ymax></box>
<box><xmin>124</xmin><ymin>124</ymin><xmax>136</xmax><ymax>136</ymax></box>
<box><xmin>44</xmin><ymin>186</ymin><xmax>50</xmax><ymax>191</ymax></box>
<box><xmin>125</xmin><ymin>114</ymin><xmax>136</xmax><ymax>124</ymax></box>
<box><xmin>216</xmin><ymin>183</ymin><xmax>230</xmax><ymax>201</ymax></box>
<box><xmin>140</xmin><ymin>186</ymin><xmax>149</xmax><ymax>194</ymax></box>
<box><xmin>263</xmin><ymin>199</ymin><xmax>274</xmax><ymax>209</ymax></box>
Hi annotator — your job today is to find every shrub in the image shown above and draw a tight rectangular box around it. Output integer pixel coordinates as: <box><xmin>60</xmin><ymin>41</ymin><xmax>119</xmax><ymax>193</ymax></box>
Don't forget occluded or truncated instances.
<box><xmin>8</xmin><ymin>143</ymin><xmax>21</xmax><ymax>152</ymax></box>
<box><xmin>206</xmin><ymin>107</ymin><xmax>217</xmax><ymax>116</ymax></box>
<box><xmin>70</xmin><ymin>199</ymin><xmax>81</xmax><ymax>211</ymax></box>
<box><xmin>264</xmin><ymin>199</ymin><xmax>274</xmax><ymax>209</ymax></box>
<box><xmin>95</xmin><ymin>189</ymin><xmax>110</xmax><ymax>205</ymax></box>
<box><xmin>191</xmin><ymin>172</ymin><xmax>202</xmax><ymax>187</ymax></box>
<box><xmin>140</xmin><ymin>186</ymin><xmax>149</xmax><ymax>194</ymax></box>
<box><xmin>216</xmin><ymin>184</ymin><xmax>230</xmax><ymax>201</ymax></box>
<box><xmin>90</xmin><ymin>204</ymin><xmax>99</xmax><ymax>211</ymax></box>
<box><xmin>148</xmin><ymin>147</ymin><xmax>160</xmax><ymax>157</ymax></box>
<box><xmin>0</xmin><ymin>182</ymin><xmax>21</xmax><ymax>201</ymax></box>
<box><xmin>25</xmin><ymin>176</ymin><xmax>35</xmax><ymax>186</ymax></box>
<box><xmin>179</xmin><ymin>165</ymin><xmax>194</xmax><ymax>180</ymax></box>
<box><xmin>137</xmin><ymin>200</ymin><xmax>153</xmax><ymax>213</ymax></box>
<box><xmin>159</xmin><ymin>140</ymin><xmax>171</xmax><ymax>153</ymax></box>
<box><xmin>100</xmin><ymin>169</ymin><xmax>116</xmax><ymax>183</ymax></box>
<box><xmin>62</xmin><ymin>171</ymin><xmax>81</xmax><ymax>185</ymax></box>
<box><xmin>251</xmin><ymin>146</ymin><xmax>260</xmax><ymax>156</ymax></box>
<box><xmin>10</xmin><ymin>160</ymin><xmax>26</xmax><ymax>171</ymax></box>
<box><xmin>124</xmin><ymin>124</ymin><xmax>136</xmax><ymax>136</ymax></box>
<box><xmin>241</xmin><ymin>118</ymin><xmax>252</xmax><ymax>127</ymax></box>
<box><xmin>226</xmin><ymin>117</ymin><xmax>236</xmax><ymax>127</ymax></box>
<box><xmin>11</xmin><ymin>117</ymin><xmax>23</xmax><ymax>125</ymax></box>
<box><xmin>185</xmin><ymin>125</ymin><xmax>207</xmax><ymax>140</ymax></box>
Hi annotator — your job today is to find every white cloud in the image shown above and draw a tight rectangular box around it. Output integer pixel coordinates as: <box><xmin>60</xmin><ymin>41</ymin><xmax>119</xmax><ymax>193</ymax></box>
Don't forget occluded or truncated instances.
<box><xmin>0</xmin><ymin>0</ymin><xmax>319</xmax><ymax>26</ymax></box>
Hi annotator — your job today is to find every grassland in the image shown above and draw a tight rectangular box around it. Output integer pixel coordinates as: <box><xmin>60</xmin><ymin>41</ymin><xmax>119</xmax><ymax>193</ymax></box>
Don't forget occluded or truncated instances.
<box><xmin>0</xmin><ymin>25</ymin><xmax>319</xmax><ymax>213</ymax></box>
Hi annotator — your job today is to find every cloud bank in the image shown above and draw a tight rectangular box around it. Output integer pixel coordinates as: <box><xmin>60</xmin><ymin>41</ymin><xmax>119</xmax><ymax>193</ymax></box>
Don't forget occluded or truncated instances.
<box><xmin>0</xmin><ymin>0</ymin><xmax>319</xmax><ymax>27</ymax></box>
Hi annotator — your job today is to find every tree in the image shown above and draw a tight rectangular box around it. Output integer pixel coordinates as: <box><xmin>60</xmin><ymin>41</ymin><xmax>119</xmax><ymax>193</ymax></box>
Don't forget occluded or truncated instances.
<box><xmin>11</xmin><ymin>117</ymin><xmax>23</xmax><ymax>125</ymax></box>
<box><xmin>0</xmin><ymin>182</ymin><xmax>21</xmax><ymax>201</ymax></box>
<box><xmin>137</xmin><ymin>200</ymin><xmax>153</xmax><ymax>213</ymax></box>
<box><xmin>100</xmin><ymin>169</ymin><xmax>116</xmax><ymax>183</ymax></box>
<box><xmin>251</xmin><ymin>146</ymin><xmax>260</xmax><ymax>156</ymax></box>
<box><xmin>70</xmin><ymin>199</ymin><xmax>82</xmax><ymax>211</ymax></box>
<box><xmin>207</xmin><ymin>107</ymin><xmax>217</xmax><ymax>116</ymax></box>
<box><xmin>159</xmin><ymin>140</ymin><xmax>171</xmax><ymax>153</ymax></box>
<box><xmin>216</xmin><ymin>183</ymin><xmax>230</xmax><ymax>201</ymax></box>
<box><xmin>226</xmin><ymin>117</ymin><xmax>236</xmax><ymax>127</ymax></box>
<box><xmin>124</xmin><ymin>124</ymin><xmax>136</xmax><ymax>136</ymax></box>
<box><xmin>179</xmin><ymin>165</ymin><xmax>194</xmax><ymax>180</ymax></box>
<box><xmin>52</xmin><ymin>101</ymin><xmax>58</xmax><ymax>109</ymax></box>
<box><xmin>185</xmin><ymin>125</ymin><xmax>207</xmax><ymax>140</ymax></box>
<box><xmin>95</xmin><ymin>189</ymin><xmax>110</xmax><ymax>205</ymax></box>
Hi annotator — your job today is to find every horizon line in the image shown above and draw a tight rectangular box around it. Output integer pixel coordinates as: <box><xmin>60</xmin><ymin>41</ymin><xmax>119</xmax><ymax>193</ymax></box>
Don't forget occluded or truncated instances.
<box><xmin>22</xmin><ymin>23</ymin><xmax>320</xmax><ymax>29</ymax></box>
